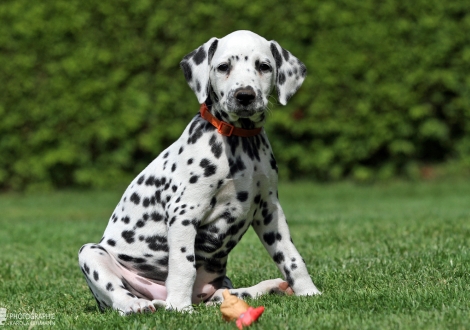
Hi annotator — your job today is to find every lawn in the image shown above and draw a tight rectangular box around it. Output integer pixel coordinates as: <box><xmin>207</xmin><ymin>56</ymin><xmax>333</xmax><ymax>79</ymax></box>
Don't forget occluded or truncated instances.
<box><xmin>0</xmin><ymin>180</ymin><xmax>469</xmax><ymax>329</ymax></box>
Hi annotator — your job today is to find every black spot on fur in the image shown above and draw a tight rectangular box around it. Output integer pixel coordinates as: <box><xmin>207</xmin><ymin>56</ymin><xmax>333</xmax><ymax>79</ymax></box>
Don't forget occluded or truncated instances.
<box><xmin>122</xmin><ymin>230</ymin><xmax>135</xmax><ymax>244</ymax></box>
<box><xmin>241</xmin><ymin>292</ymin><xmax>252</xmax><ymax>299</ymax></box>
<box><xmin>187</xmin><ymin>255</ymin><xmax>195</xmax><ymax>262</ymax></box>
<box><xmin>241</xmin><ymin>137</ymin><xmax>260</xmax><ymax>161</ymax></box>
<box><xmin>200</xmin><ymin>158</ymin><xmax>217</xmax><ymax>177</ymax></box>
<box><xmin>263</xmin><ymin>232</ymin><xmax>276</xmax><ymax>246</ymax></box>
<box><xmin>143</xmin><ymin>198</ymin><xmax>150</xmax><ymax>207</ymax></box>
<box><xmin>83</xmin><ymin>263</ymin><xmax>90</xmax><ymax>274</ymax></box>
<box><xmin>106</xmin><ymin>282</ymin><xmax>114</xmax><ymax>291</ymax></box>
<box><xmin>107</xmin><ymin>239</ymin><xmax>116</xmax><ymax>246</ymax></box>
<box><xmin>236</xmin><ymin>191</ymin><xmax>248</xmax><ymax>202</ymax></box>
<box><xmin>270</xmin><ymin>43</ymin><xmax>283</xmax><ymax>69</ymax></box>
<box><xmin>119</xmin><ymin>254</ymin><xmax>146</xmax><ymax>264</ymax></box>
<box><xmin>210</xmin><ymin>196</ymin><xmax>217</xmax><ymax>208</ymax></box>
<box><xmin>270</xmin><ymin>153</ymin><xmax>278</xmax><ymax>172</ymax></box>
<box><xmin>213</xmin><ymin>250</ymin><xmax>228</xmax><ymax>258</ymax></box>
<box><xmin>145</xmin><ymin>176</ymin><xmax>155</xmax><ymax>186</ymax></box>
<box><xmin>151</xmin><ymin>212</ymin><xmax>164</xmax><ymax>222</ymax></box>
<box><xmin>181</xmin><ymin>60</ymin><xmax>192</xmax><ymax>82</ymax></box>
<box><xmin>172</xmin><ymin>163</ymin><xmax>177</xmax><ymax>172</ymax></box>
<box><xmin>188</xmin><ymin>123</ymin><xmax>204</xmax><ymax>144</ymax></box>
<box><xmin>181</xmin><ymin>247</ymin><xmax>187</xmax><ymax>253</ymax></box>
<box><xmin>273</xmin><ymin>251</ymin><xmax>285</xmax><ymax>264</ymax></box>
<box><xmin>193</xmin><ymin>46</ymin><xmax>207</xmax><ymax>65</ymax></box>
<box><xmin>227</xmin><ymin>224</ymin><xmax>241</xmax><ymax>236</ymax></box>
<box><xmin>190</xmin><ymin>175</ymin><xmax>199</xmax><ymax>184</ymax></box>
<box><xmin>130</xmin><ymin>192</ymin><xmax>140</xmax><ymax>205</ymax></box>
<box><xmin>282</xmin><ymin>48</ymin><xmax>290</xmax><ymax>61</ymax></box>
<box><xmin>226</xmin><ymin>136</ymin><xmax>240</xmax><ymax>156</ymax></box>
<box><xmin>195</xmin><ymin>231</ymin><xmax>226</xmax><ymax>254</ymax></box>
<box><xmin>225</xmin><ymin>240</ymin><xmax>237</xmax><ymax>251</ymax></box>
<box><xmin>146</xmin><ymin>235</ymin><xmax>169</xmax><ymax>252</ymax></box>
<box><xmin>209</xmin><ymin>135</ymin><xmax>223</xmax><ymax>159</ymax></box>
<box><xmin>284</xmin><ymin>265</ymin><xmax>295</xmax><ymax>287</ymax></box>
<box><xmin>137</xmin><ymin>175</ymin><xmax>145</xmax><ymax>184</ymax></box>
<box><xmin>278</xmin><ymin>71</ymin><xmax>286</xmax><ymax>85</ymax></box>
<box><xmin>228</xmin><ymin>156</ymin><xmax>246</xmax><ymax>177</ymax></box>
<box><xmin>208</xmin><ymin>39</ymin><xmax>218</xmax><ymax>62</ymax></box>
<box><xmin>264</xmin><ymin>213</ymin><xmax>273</xmax><ymax>225</ymax></box>
<box><xmin>93</xmin><ymin>270</ymin><xmax>99</xmax><ymax>281</ymax></box>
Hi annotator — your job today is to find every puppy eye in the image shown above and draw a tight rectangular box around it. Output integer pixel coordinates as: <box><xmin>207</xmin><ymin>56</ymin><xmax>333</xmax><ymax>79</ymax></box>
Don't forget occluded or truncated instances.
<box><xmin>259</xmin><ymin>63</ymin><xmax>272</xmax><ymax>72</ymax></box>
<box><xmin>217</xmin><ymin>64</ymin><xmax>230</xmax><ymax>72</ymax></box>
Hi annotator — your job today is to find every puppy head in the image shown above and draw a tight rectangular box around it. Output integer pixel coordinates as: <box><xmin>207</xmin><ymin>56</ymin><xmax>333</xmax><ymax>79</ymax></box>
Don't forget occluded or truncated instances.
<box><xmin>180</xmin><ymin>30</ymin><xmax>306</xmax><ymax>119</ymax></box>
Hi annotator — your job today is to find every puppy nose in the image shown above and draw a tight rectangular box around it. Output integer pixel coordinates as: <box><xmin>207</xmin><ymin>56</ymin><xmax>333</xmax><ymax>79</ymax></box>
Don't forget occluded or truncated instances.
<box><xmin>235</xmin><ymin>88</ymin><xmax>256</xmax><ymax>106</ymax></box>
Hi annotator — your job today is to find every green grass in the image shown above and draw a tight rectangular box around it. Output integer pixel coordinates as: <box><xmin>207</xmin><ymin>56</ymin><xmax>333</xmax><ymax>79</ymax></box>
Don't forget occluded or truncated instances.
<box><xmin>0</xmin><ymin>180</ymin><xmax>469</xmax><ymax>329</ymax></box>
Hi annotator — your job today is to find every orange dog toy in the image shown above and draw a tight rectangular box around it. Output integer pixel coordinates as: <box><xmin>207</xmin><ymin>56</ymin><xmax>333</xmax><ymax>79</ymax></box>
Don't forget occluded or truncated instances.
<box><xmin>220</xmin><ymin>289</ymin><xmax>265</xmax><ymax>329</ymax></box>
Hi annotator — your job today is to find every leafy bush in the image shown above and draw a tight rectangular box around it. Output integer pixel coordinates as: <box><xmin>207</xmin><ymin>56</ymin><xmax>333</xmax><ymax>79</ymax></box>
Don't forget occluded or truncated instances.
<box><xmin>0</xmin><ymin>0</ymin><xmax>469</xmax><ymax>190</ymax></box>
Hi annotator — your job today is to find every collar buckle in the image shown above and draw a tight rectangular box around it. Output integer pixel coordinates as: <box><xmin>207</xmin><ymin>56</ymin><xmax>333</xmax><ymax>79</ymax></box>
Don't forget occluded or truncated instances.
<box><xmin>217</xmin><ymin>121</ymin><xmax>235</xmax><ymax>136</ymax></box>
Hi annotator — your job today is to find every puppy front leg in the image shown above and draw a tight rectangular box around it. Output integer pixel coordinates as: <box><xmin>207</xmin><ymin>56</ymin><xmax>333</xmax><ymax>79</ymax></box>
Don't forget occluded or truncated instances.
<box><xmin>165</xmin><ymin>219</ymin><xmax>198</xmax><ymax>311</ymax></box>
<box><xmin>253</xmin><ymin>200</ymin><xmax>321</xmax><ymax>296</ymax></box>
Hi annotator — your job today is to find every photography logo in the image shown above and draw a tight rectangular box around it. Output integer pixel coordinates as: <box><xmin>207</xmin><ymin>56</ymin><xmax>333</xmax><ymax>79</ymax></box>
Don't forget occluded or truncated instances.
<box><xmin>0</xmin><ymin>308</ymin><xmax>6</xmax><ymax>326</ymax></box>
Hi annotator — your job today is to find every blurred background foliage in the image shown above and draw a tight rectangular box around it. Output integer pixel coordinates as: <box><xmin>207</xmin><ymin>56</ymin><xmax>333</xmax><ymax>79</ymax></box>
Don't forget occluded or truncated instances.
<box><xmin>0</xmin><ymin>0</ymin><xmax>469</xmax><ymax>191</ymax></box>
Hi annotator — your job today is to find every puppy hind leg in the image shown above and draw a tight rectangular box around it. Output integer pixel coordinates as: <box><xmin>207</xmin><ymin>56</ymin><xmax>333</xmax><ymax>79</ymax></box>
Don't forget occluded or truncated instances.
<box><xmin>206</xmin><ymin>277</ymin><xmax>292</xmax><ymax>305</ymax></box>
<box><xmin>78</xmin><ymin>243</ymin><xmax>163</xmax><ymax>315</ymax></box>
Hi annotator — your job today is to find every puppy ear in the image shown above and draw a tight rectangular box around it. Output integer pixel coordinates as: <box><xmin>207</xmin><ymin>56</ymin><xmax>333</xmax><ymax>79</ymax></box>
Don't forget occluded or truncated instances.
<box><xmin>269</xmin><ymin>41</ymin><xmax>307</xmax><ymax>105</ymax></box>
<box><xmin>180</xmin><ymin>38</ymin><xmax>219</xmax><ymax>104</ymax></box>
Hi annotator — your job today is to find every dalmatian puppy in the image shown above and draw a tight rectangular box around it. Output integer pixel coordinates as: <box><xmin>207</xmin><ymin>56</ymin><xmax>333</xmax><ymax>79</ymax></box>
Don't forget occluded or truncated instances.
<box><xmin>78</xmin><ymin>30</ymin><xmax>320</xmax><ymax>315</ymax></box>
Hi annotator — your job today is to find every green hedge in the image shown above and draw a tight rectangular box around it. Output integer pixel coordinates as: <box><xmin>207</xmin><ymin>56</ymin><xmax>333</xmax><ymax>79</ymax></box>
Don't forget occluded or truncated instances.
<box><xmin>1</xmin><ymin>0</ymin><xmax>469</xmax><ymax>190</ymax></box>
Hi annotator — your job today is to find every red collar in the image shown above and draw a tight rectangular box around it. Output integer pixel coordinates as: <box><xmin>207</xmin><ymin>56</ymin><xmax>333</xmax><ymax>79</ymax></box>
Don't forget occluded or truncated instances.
<box><xmin>199</xmin><ymin>103</ymin><xmax>262</xmax><ymax>137</ymax></box>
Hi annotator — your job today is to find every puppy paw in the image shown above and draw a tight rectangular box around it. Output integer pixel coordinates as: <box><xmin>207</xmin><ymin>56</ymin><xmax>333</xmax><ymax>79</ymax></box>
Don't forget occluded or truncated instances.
<box><xmin>295</xmin><ymin>285</ymin><xmax>322</xmax><ymax>296</ymax></box>
<box><xmin>151</xmin><ymin>299</ymin><xmax>167</xmax><ymax>309</ymax></box>
<box><xmin>117</xmin><ymin>298</ymin><xmax>157</xmax><ymax>315</ymax></box>
<box><xmin>165</xmin><ymin>303</ymin><xmax>194</xmax><ymax>313</ymax></box>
